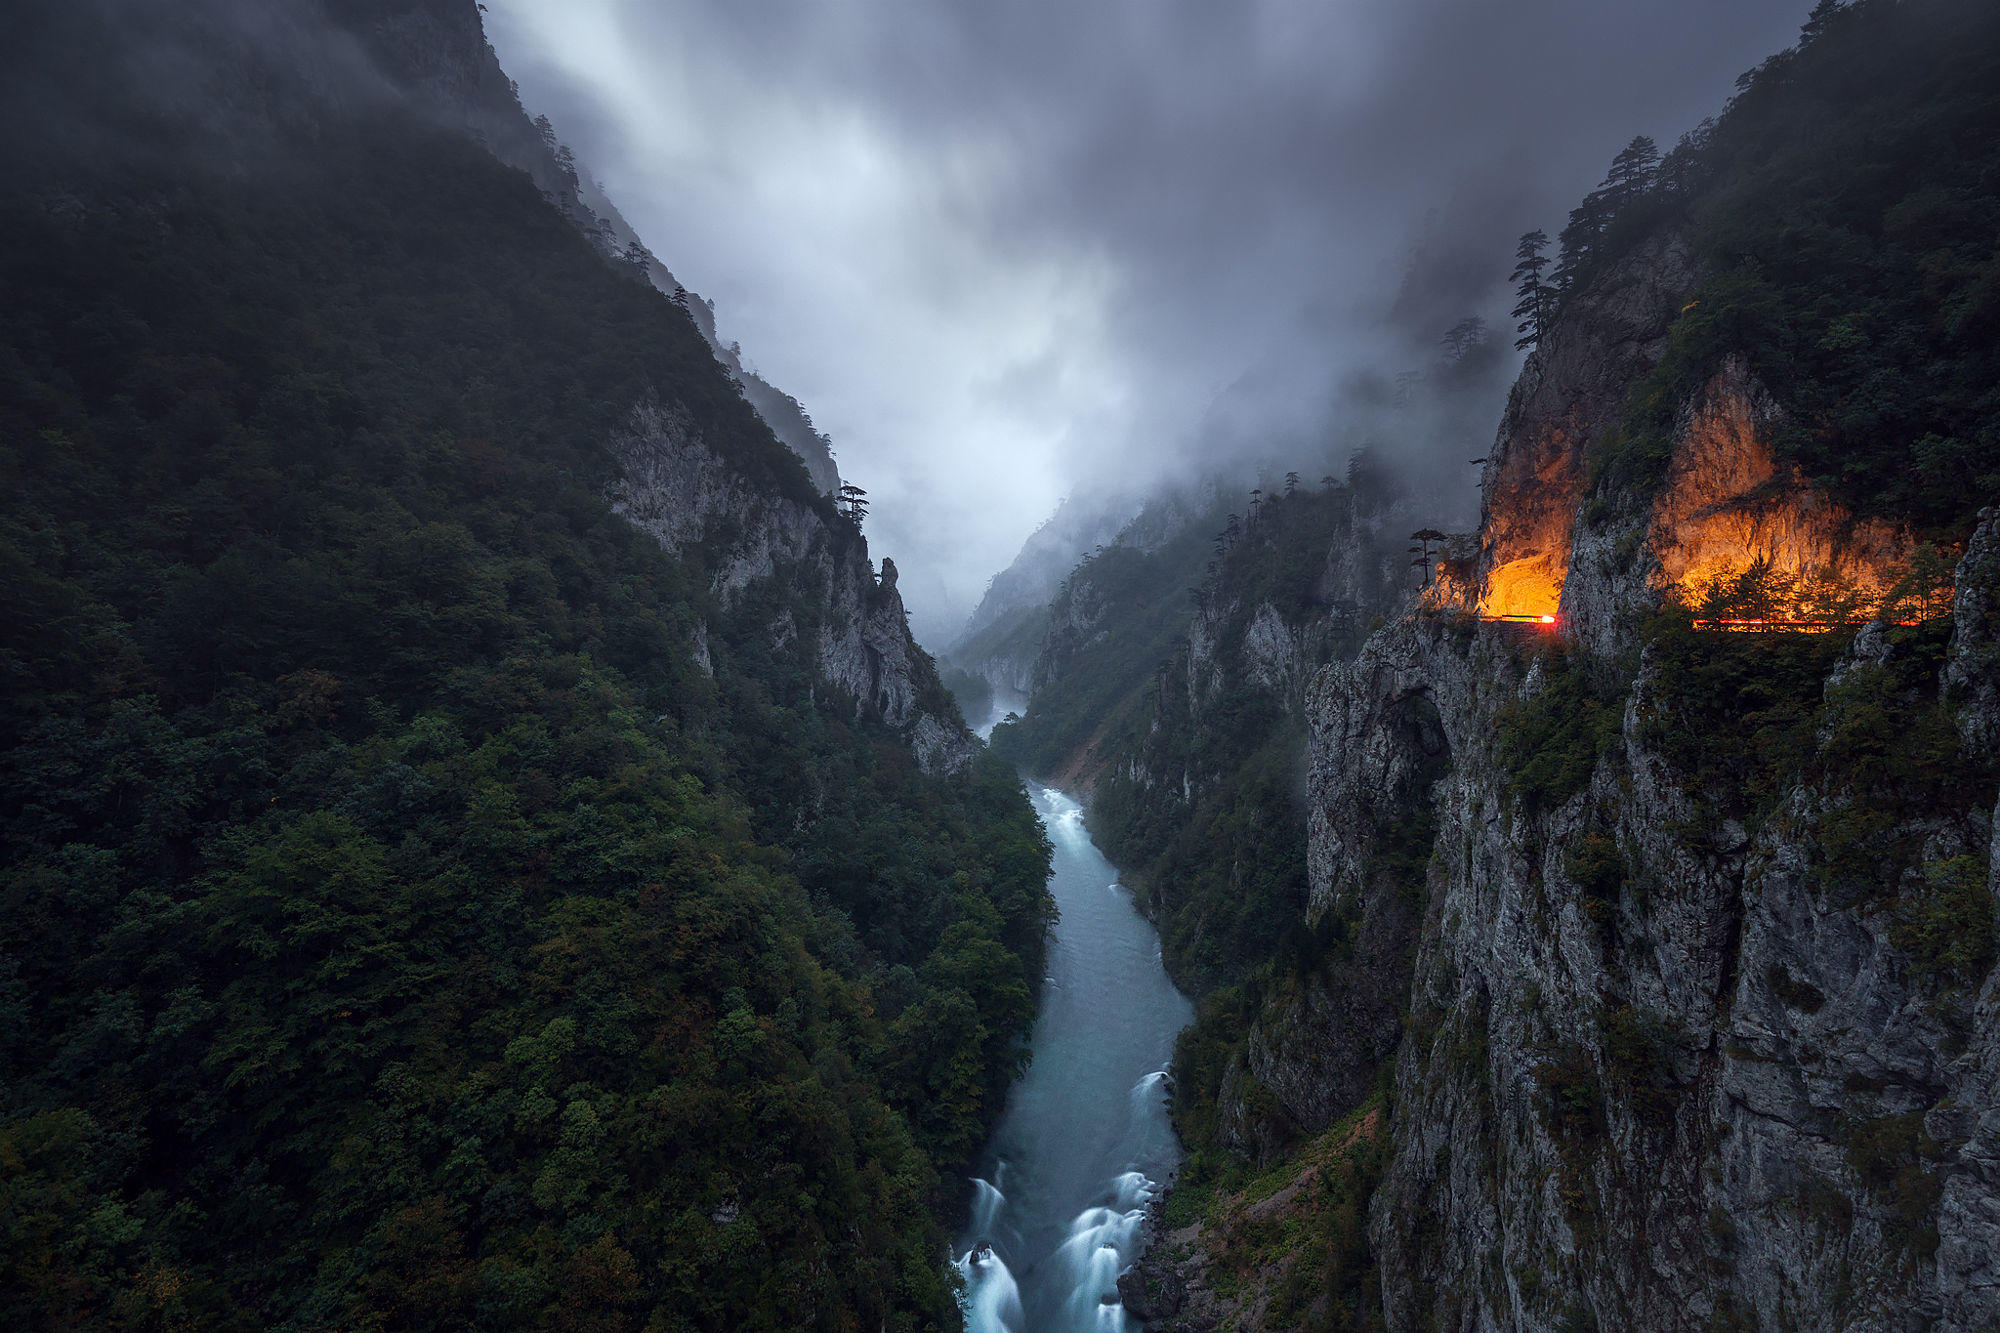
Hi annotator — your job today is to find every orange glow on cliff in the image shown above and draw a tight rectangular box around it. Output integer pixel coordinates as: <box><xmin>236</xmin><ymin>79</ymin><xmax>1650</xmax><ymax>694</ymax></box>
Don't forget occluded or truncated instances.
<box><xmin>1649</xmin><ymin>370</ymin><xmax>1945</xmax><ymax>631</ymax></box>
<box><xmin>1472</xmin><ymin>536</ymin><xmax>1568</xmax><ymax>625</ymax></box>
<box><xmin>1471</xmin><ymin>416</ymin><xmax>1581</xmax><ymax>623</ymax></box>
<box><xmin>1463</xmin><ymin>363</ymin><xmax>1948</xmax><ymax>636</ymax></box>
<box><xmin>1479</xmin><ymin>556</ymin><xmax>1565</xmax><ymax>621</ymax></box>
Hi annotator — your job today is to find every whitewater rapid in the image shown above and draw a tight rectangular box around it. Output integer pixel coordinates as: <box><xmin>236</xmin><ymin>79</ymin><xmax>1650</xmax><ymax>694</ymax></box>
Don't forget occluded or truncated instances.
<box><xmin>955</xmin><ymin>786</ymin><xmax>1193</xmax><ymax>1332</ymax></box>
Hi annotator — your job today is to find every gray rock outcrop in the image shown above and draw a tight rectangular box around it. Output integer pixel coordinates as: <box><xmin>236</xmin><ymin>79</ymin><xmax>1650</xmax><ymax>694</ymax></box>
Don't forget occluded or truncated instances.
<box><xmin>609</xmin><ymin>402</ymin><xmax>975</xmax><ymax>774</ymax></box>
<box><xmin>1295</xmin><ymin>224</ymin><xmax>2000</xmax><ymax>1329</ymax></box>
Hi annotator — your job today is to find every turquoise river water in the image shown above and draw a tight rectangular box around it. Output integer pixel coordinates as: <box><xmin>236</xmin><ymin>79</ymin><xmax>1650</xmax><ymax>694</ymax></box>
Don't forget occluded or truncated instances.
<box><xmin>954</xmin><ymin>783</ymin><xmax>1194</xmax><ymax>1331</ymax></box>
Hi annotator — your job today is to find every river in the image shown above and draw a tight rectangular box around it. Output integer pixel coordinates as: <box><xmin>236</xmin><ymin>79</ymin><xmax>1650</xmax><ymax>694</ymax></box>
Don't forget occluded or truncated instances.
<box><xmin>954</xmin><ymin>782</ymin><xmax>1194</xmax><ymax>1332</ymax></box>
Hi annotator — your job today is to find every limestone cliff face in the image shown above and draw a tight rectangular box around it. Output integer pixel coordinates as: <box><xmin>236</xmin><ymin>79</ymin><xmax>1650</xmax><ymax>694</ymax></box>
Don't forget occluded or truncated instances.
<box><xmin>1297</xmin><ymin>226</ymin><xmax>1999</xmax><ymax>1328</ymax></box>
<box><xmin>1310</xmin><ymin>525</ymin><xmax>1999</xmax><ymax>1331</ymax></box>
<box><xmin>608</xmin><ymin>402</ymin><xmax>975</xmax><ymax>775</ymax></box>
<box><xmin>1032</xmin><ymin>564</ymin><xmax>1124</xmax><ymax>702</ymax></box>
<box><xmin>1475</xmin><ymin>231</ymin><xmax>1696</xmax><ymax>624</ymax></box>
<box><xmin>1091</xmin><ymin>482</ymin><xmax>1411</xmax><ymax>811</ymax></box>
<box><xmin>347</xmin><ymin>3</ymin><xmax>954</xmax><ymax>771</ymax></box>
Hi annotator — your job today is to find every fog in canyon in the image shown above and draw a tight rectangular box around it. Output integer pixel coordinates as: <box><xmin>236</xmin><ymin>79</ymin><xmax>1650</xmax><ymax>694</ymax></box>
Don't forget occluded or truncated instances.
<box><xmin>485</xmin><ymin>0</ymin><xmax>1813</xmax><ymax>641</ymax></box>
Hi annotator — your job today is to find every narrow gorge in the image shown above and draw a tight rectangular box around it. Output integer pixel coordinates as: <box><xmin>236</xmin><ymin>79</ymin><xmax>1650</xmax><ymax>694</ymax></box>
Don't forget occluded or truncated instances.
<box><xmin>982</xmin><ymin>4</ymin><xmax>2000</xmax><ymax>1328</ymax></box>
<box><xmin>7</xmin><ymin>0</ymin><xmax>2000</xmax><ymax>1330</ymax></box>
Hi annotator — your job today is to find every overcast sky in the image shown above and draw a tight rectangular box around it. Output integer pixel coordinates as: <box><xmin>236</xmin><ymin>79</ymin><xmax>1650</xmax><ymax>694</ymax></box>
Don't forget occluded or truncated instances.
<box><xmin>484</xmin><ymin>0</ymin><xmax>1812</xmax><ymax>644</ymax></box>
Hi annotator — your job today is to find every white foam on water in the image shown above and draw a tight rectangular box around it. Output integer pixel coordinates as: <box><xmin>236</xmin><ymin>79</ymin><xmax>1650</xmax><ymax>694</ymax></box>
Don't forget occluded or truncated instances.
<box><xmin>955</xmin><ymin>785</ymin><xmax>1192</xmax><ymax>1331</ymax></box>
<box><xmin>968</xmin><ymin>1176</ymin><xmax>1006</xmax><ymax>1242</ymax></box>
<box><xmin>1112</xmin><ymin>1170</ymin><xmax>1153</xmax><ymax>1211</ymax></box>
<box><xmin>955</xmin><ymin>1246</ymin><xmax>1023</xmax><ymax>1333</ymax></box>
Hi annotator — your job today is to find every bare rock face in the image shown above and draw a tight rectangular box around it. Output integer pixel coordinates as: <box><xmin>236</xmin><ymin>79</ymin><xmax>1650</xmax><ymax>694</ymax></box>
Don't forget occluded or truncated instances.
<box><xmin>1115</xmin><ymin>1249</ymin><xmax>1188</xmax><ymax>1321</ymax></box>
<box><xmin>608</xmin><ymin>403</ymin><xmax>975</xmax><ymax>775</ymax></box>
<box><xmin>1945</xmin><ymin>510</ymin><xmax>2000</xmax><ymax>753</ymax></box>
<box><xmin>1475</xmin><ymin>230</ymin><xmax>1696</xmax><ymax>624</ymax></box>
<box><xmin>1032</xmin><ymin>564</ymin><xmax>1122</xmax><ymax>699</ymax></box>
<box><xmin>1305</xmin><ymin>530</ymin><xmax>2000</xmax><ymax>1331</ymax></box>
<box><xmin>1297</xmin><ymin>216</ymin><xmax>2000</xmax><ymax>1329</ymax></box>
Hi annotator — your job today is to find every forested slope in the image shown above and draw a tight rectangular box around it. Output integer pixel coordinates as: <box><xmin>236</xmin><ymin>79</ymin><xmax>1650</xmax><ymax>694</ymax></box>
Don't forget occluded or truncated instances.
<box><xmin>0</xmin><ymin>3</ymin><xmax>1050</xmax><ymax>1329</ymax></box>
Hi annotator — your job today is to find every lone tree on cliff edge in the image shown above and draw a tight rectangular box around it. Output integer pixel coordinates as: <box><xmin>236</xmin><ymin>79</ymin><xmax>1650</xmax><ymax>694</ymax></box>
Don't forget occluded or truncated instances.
<box><xmin>837</xmin><ymin>482</ymin><xmax>869</xmax><ymax>525</ymax></box>
<box><xmin>1511</xmin><ymin>229</ymin><xmax>1554</xmax><ymax>350</ymax></box>
<box><xmin>1410</xmin><ymin>528</ymin><xmax>1448</xmax><ymax>584</ymax></box>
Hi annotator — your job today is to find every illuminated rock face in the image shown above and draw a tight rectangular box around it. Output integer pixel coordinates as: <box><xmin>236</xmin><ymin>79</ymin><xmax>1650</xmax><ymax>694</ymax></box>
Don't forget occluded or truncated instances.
<box><xmin>1472</xmin><ymin>231</ymin><xmax>1697</xmax><ymax>622</ymax></box>
<box><xmin>1473</xmin><ymin>331</ymin><xmax>1927</xmax><ymax>630</ymax></box>
<box><xmin>1648</xmin><ymin>359</ymin><xmax>1922</xmax><ymax>622</ymax></box>
<box><xmin>1476</xmin><ymin>414</ymin><xmax>1584</xmax><ymax>619</ymax></box>
<box><xmin>1479</xmin><ymin>555</ymin><xmax>1564</xmax><ymax>619</ymax></box>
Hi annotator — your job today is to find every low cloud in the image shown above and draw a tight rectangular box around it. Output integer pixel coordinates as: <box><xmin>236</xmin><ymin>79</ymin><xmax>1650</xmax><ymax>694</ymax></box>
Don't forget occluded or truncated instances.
<box><xmin>485</xmin><ymin>0</ymin><xmax>1812</xmax><ymax>641</ymax></box>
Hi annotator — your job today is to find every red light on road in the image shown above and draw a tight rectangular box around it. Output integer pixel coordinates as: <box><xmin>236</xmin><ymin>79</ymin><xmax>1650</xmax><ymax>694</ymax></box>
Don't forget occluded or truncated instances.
<box><xmin>1539</xmin><ymin>615</ymin><xmax>1556</xmax><ymax>625</ymax></box>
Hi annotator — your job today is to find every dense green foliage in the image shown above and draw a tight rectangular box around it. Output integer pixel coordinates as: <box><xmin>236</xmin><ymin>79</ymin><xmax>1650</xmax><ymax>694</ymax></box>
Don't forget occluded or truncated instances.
<box><xmin>1890</xmin><ymin>856</ymin><xmax>1997</xmax><ymax>990</ymax></box>
<box><xmin>1636</xmin><ymin>606</ymin><xmax>1993</xmax><ymax>906</ymax></box>
<box><xmin>1102</xmin><ymin>695</ymin><xmax>1305</xmax><ymax>994</ymax></box>
<box><xmin>1574</xmin><ymin>0</ymin><xmax>2000</xmax><ymax>534</ymax></box>
<box><xmin>1493</xmin><ymin>647</ymin><xmax>1626</xmax><ymax>818</ymax></box>
<box><xmin>0</xmin><ymin>10</ymin><xmax>1052</xmax><ymax>1330</ymax></box>
<box><xmin>1637</xmin><ymin>615</ymin><xmax>1852</xmax><ymax>820</ymax></box>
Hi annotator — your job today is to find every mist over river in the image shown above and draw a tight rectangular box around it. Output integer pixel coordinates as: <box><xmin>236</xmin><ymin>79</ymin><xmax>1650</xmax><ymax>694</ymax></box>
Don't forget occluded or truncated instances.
<box><xmin>955</xmin><ymin>785</ymin><xmax>1194</xmax><ymax>1331</ymax></box>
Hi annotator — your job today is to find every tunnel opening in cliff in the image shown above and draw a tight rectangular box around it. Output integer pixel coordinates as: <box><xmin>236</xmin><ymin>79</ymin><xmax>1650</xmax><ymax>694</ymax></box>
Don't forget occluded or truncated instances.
<box><xmin>1473</xmin><ymin>431</ymin><xmax>1579</xmax><ymax>627</ymax></box>
<box><xmin>1469</xmin><ymin>410</ymin><xmax>1583</xmax><ymax>628</ymax></box>
<box><xmin>1478</xmin><ymin>556</ymin><xmax>1565</xmax><ymax>626</ymax></box>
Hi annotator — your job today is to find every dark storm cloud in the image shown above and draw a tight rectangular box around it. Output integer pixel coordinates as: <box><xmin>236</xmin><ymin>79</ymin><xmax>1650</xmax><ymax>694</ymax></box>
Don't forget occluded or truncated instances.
<box><xmin>485</xmin><ymin>0</ymin><xmax>1811</xmax><ymax>641</ymax></box>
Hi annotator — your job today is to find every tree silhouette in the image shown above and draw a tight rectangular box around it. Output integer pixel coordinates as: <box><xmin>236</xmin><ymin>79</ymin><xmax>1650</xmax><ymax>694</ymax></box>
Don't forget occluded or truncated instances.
<box><xmin>1510</xmin><ymin>229</ymin><xmax>1554</xmax><ymax>350</ymax></box>
<box><xmin>1410</xmin><ymin>528</ymin><xmax>1448</xmax><ymax>584</ymax></box>
<box><xmin>1442</xmin><ymin>316</ymin><xmax>1488</xmax><ymax>363</ymax></box>
<box><xmin>1555</xmin><ymin>136</ymin><xmax>1661</xmax><ymax>290</ymax></box>
<box><xmin>837</xmin><ymin>482</ymin><xmax>869</xmax><ymax>525</ymax></box>
<box><xmin>1801</xmin><ymin>0</ymin><xmax>1845</xmax><ymax>43</ymax></box>
<box><xmin>1603</xmin><ymin>135</ymin><xmax>1661</xmax><ymax>206</ymax></box>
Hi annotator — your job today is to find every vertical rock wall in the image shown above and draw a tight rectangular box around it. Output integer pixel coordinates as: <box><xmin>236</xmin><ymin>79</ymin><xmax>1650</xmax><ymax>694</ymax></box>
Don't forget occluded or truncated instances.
<box><xmin>608</xmin><ymin>402</ymin><xmax>975</xmax><ymax>774</ymax></box>
<box><xmin>1301</xmin><ymin>226</ymin><xmax>2000</xmax><ymax>1329</ymax></box>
